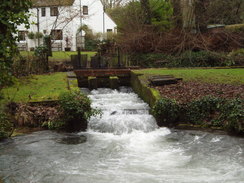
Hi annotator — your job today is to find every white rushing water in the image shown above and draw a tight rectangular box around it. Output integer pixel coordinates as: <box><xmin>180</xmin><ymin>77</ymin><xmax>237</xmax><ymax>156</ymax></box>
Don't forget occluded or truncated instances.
<box><xmin>0</xmin><ymin>87</ymin><xmax>244</xmax><ymax>183</ymax></box>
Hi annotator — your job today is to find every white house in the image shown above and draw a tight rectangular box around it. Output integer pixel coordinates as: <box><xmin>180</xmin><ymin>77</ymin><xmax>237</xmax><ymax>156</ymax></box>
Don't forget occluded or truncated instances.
<box><xmin>17</xmin><ymin>0</ymin><xmax>117</xmax><ymax>51</ymax></box>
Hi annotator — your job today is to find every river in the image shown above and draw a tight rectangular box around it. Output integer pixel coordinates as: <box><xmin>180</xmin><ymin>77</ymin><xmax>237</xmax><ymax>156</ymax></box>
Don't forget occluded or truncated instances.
<box><xmin>0</xmin><ymin>87</ymin><xmax>244</xmax><ymax>183</ymax></box>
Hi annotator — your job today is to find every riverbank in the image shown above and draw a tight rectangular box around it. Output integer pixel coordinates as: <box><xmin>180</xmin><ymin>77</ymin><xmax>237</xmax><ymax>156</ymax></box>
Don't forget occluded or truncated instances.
<box><xmin>1</xmin><ymin>68</ymin><xmax>244</xmax><ymax>139</ymax></box>
<box><xmin>132</xmin><ymin>68</ymin><xmax>244</xmax><ymax>136</ymax></box>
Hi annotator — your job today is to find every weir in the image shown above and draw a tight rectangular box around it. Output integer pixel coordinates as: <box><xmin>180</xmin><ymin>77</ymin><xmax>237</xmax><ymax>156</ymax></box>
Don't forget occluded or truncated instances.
<box><xmin>73</xmin><ymin>69</ymin><xmax>131</xmax><ymax>89</ymax></box>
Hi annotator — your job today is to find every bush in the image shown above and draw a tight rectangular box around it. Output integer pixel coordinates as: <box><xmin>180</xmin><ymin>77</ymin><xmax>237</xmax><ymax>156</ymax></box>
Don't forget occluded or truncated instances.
<box><xmin>167</xmin><ymin>51</ymin><xmax>235</xmax><ymax>67</ymax></box>
<box><xmin>12</xmin><ymin>54</ymin><xmax>48</xmax><ymax>77</ymax></box>
<box><xmin>225</xmin><ymin>24</ymin><xmax>244</xmax><ymax>33</ymax></box>
<box><xmin>57</xmin><ymin>90</ymin><xmax>98</xmax><ymax>132</ymax></box>
<box><xmin>0</xmin><ymin>110</ymin><xmax>13</xmax><ymax>140</ymax></box>
<box><xmin>152</xmin><ymin>96</ymin><xmax>244</xmax><ymax>135</ymax></box>
<box><xmin>129</xmin><ymin>53</ymin><xmax>173</xmax><ymax>67</ymax></box>
<box><xmin>0</xmin><ymin>59</ymin><xmax>13</xmax><ymax>90</ymax></box>
<box><xmin>185</xmin><ymin>96</ymin><xmax>224</xmax><ymax>125</ymax></box>
<box><xmin>27</xmin><ymin>32</ymin><xmax>35</xmax><ymax>39</ymax></box>
<box><xmin>221</xmin><ymin>98</ymin><xmax>244</xmax><ymax>134</ymax></box>
<box><xmin>85</xmin><ymin>39</ymin><xmax>100</xmax><ymax>51</ymax></box>
<box><xmin>228</xmin><ymin>49</ymin><xmax>244</xmax><ymax>66</ymax></box>
<box><xmin>35</xmin><ymin>32</ymin><xmax>43</xmax><ymax>39</ymax></box>
<box><xmin>153</xmin><ymin>98</ymin><xmax>180</xmax><ymax>127</ymax></box>
<box><xmin>129</xmin><ymin>51</ymin><xmax>235</xmax><ymax>68</ymax></box>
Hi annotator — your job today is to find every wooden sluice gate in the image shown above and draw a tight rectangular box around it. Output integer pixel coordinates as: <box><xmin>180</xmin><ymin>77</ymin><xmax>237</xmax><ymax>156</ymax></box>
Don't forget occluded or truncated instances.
<box><xmin>70</xmin><ymin>44</ymin><xmax>136</xmax><ymax>89</ymax></box>
<box><xmin>74</xmin><ymin>69</ymin><xmax>131</xmax><ymax>89</ymax></box>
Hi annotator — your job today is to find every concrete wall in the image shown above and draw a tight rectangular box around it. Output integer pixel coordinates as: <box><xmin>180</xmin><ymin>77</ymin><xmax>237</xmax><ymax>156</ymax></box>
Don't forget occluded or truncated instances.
<box><xmin>130</xmin><ymin>72</ymin><xmax>161</xmax><ymax>108</ymax></box>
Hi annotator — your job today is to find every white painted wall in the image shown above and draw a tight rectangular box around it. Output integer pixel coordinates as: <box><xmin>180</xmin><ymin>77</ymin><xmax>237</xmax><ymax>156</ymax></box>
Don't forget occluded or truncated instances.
<box><xmin>17</xmin><ymin>0</ymin><xmax>117</xmax><ymax>51</ymax></box>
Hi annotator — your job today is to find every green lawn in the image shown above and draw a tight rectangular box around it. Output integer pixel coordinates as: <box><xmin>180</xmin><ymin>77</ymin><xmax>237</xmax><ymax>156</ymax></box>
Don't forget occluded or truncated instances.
<box><xmin>134</xmin><ymin>68</ymin><xmax>244</xmax><ymax>85</ymax></box>
<box><xmin>20</xmin><ymin>51</ymin><xmax>97</xmax><ymax>62</ymax></box>
<box><xmin>2</xmin><ymin>72</ymin><xmax>69</xmax><ymax>103</ymax></box>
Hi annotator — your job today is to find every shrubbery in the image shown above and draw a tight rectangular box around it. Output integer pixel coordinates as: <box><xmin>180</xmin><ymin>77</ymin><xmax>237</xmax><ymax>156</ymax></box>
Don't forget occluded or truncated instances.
<box><xmin>0</xmin><ymin>110</ymin><xmax>13</xmax><ymax>140</ymax></box>
<box><xmin>168</xmin><ymin>51</ymin><xmax>234</xmax><ymax>67</ymax></box>
<box><xmin>228</xmin><ymin>48</ymin><xmax>244</xmax><ymax>66</ymax></box>
<box><xmin>153</xmin><ymin>96</ymin><xmax>244</xmax><ymax>135</ymax></box>
<box><xmin>152</xmin><ymin>98</ymin><xmax>180</xmax><ymax>127</ymax></box>
<box><xmin>130</xmin><ymin>53</ymin><xmax>173</xmax><ymax>67</ymax></box>
<box><xmin>130</xmin><ymin>51</ymin><xmax>235</xmax><ymax>68</ymax></box>
<box><xmin>9</xmin><ymin>90</ymin><xmax>98</xmax><ymax>134</ymax></box>
<box><xmin>55</xmin><ymin>90</ymin><xmax>98</xmax><ymax>132</ymax></box>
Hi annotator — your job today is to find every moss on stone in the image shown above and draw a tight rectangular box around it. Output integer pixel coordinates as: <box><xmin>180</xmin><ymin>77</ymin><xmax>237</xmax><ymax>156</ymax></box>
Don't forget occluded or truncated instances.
<box><xmin>130</xmin><ymin>72</ymin><xmax>161</xmax><ymax>108</ymax></box>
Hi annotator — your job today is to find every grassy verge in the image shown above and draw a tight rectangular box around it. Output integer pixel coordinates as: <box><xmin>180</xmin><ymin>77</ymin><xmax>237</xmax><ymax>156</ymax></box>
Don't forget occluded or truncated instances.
<box><xmin>1</xmin><ymin>72</ymin><xmax>69</xmax><ymax>103</ymax></box>
<box><xmin>20</xmin><ymin>51</ymin><xmax>97</xmax><ymax>62</ymax></box>
<box><xmin>133</xmin><ymin>68</ymin><xmax>244</xmax><ymax>85</ymax></box>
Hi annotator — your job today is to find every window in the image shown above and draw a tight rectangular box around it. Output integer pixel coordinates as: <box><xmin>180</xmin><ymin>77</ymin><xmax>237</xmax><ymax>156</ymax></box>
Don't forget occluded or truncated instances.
<box><xmin>18</xmin><ymin>31</ymin><xmax>27</xmax><ymax>41</ymax></box>
<box><xmin>83</xmin><ymin>6</ymin><xmax>88</xmax><ymax>15</ymax></box>
<box><xmin>41</xmin><ymin>7</ymin><xmax>46</xmax><ymax>16</ymax></box>
<box><xmin>50</xmin><ymin>7</ymin><xmax>58</xmax><ymax>16</ymax></box>
<box><xmin>107</xmin><ymin>29</ymin><xmax>113</xmax><ymax>32</ymax></box>
<box><xmin>51</xmin><ymin>30</ymin><xmax>63</xmax><ymax>40</ymax></box>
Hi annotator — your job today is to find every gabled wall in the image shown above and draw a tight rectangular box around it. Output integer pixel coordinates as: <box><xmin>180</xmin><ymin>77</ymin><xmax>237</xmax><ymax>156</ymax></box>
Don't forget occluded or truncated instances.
<box><xmin>17</xmin><ymin>0</ymin><xmax>117</xmax><ymax>51</ymax></box>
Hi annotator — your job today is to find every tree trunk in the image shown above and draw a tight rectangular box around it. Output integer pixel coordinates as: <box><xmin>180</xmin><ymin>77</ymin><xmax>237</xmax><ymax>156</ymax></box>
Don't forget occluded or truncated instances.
<box><xmin>181</xmin><ymin>0</ymin><xmax>196</xmax><ymax>32</ymax></box>
<box><xmin>171</xmin><ymin>0</ymin><xmax>183</xmax><ymax>28</ymax></box>
<box><xmin>140</xmin><ymin>0</ymin><xmax>151</xmax><ymax>25</ymax></box>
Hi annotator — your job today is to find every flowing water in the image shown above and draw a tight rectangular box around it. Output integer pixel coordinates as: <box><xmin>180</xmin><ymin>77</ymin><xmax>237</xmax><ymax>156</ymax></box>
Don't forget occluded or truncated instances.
<box><xmin>0</xmin><ymin>87</ymin><xmax>244</xmax><ymax>183</ymax></box>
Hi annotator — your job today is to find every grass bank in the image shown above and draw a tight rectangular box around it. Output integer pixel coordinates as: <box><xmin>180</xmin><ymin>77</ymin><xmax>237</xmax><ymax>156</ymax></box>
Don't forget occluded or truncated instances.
<box><xmin>133</xmin><ymin>68</ymin><xmax>244</xmax><ymax>85</ymax></box>
<box><xmin>20</xmin><ymin>51</ymin><xmax>97</xmax><ymax>62</ymax></box>
<box><xmin>1</xmin><ymin>72</ymin><xmax>68</xmax><ymax>103</ymax></box>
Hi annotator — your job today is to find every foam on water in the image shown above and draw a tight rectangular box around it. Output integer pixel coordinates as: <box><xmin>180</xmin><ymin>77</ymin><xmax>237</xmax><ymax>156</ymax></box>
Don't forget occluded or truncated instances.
<box><xmin>88</xmin><ymin>87</ymin><xmax>158</xmax><ymax>135</ymax></box>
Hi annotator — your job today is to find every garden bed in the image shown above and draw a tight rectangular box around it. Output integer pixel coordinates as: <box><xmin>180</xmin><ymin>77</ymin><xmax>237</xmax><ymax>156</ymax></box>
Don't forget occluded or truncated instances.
<box><xmin>155</xmin><ymin>81</ymin><xmax>244</xmax><ymax>104</ymax></box>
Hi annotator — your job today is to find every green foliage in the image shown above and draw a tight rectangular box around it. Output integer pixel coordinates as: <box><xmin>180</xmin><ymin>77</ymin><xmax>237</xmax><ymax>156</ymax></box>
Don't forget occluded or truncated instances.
<box><xmin>152</xmin><ymin>96</ymin><xmax>244</xmax><ymax>134</ymax></box>
<box><xmin>85</xmin><ymin>39</ymin><xmax>100</xmax><ymax>51</ymax></box>
<box><xmin>0</xmin><ymin>59</ymin><xmax>13</xmax><ymax>90</ymax></box>
<box><xmin>108</xmin><ymin>1</ymin><xmax>143</xmax><ymax>31</ymax></box>
<box><xmin>57</xmin><ymin>90</ymin><xmax>99</xmax><ymax>131</ymax></box>
<box><xmin>150</xmin><ymin>0</ymin><xmax>173</xmax><ymax>29</ymax></box>
<box><xmin>27</xmin><ymin>32</ymin><xmax>35</xmax><ymax>39</ymax></box>
<box><xmin>35</xmin><ymin>32</ymin><xmax>43</xmax><ymax>39</ymax></box>
<box><xmin>226</xmin><ymin>24</ymin><xmax>244</xmax><ymax>33</ymax></box>
<box><xmin>228</xmin><ymin>48</ymin><xmax>244</xmax><ymax>66</ymax></box>
<box><xmin>205</xmin><ymin>0</ymin><xmax>244</xmax><ymax>25</ymax></box>
<box><xmin>185</xmin><ymin>97</ymin><xmax>244</xmax><ymax>133</ymax></box>
<box><xmin>34</xmin><ymin>45</ymin><xmax>47</xmax><ymax>58</ymax></box>
<box><xmin>0</xmin><ymin>0</ymin><xmax>31</xmax><ymax>90</ymax></box>
<box><xmin>58</xmin><ymin>90</ymin><xmax>92</xmax><ymax>121</ymax></box>
<box><xmin>229</xmin><ymin>48</ymin><xmax>244</xmax><ymax>57</ymax></box>
<box><xmin>20</xmin><ymin>51</ymin><xmax>97</xmax><ymax>62</ymax></box>
<box><xmin>108</xmin><ymin>0</ymin><xmax>173</xmax><ymax>31</ymax></box>
<box><xmin>0</xmin><ymin>110</ymin><xmax>13</xmax><ymax>140</ymax></box>
<box><xmin>167</xmin><ymin>51</ymin><xmax>235</xmax><ymax>67</ymax></box>
<box><xmin>221</xmin><ymin>98</ymin><xmax>244</xmax><ymax>133</ymax></box>
<box><xmin>79</xmin><ymin>25</ymin><xmax>101</xmax><ymax>51</ymax></box>
<box><xmin>42</xmin><ymin>120</ymin><xmax>65</xmax><ymax>130</ymax></box>
<box><xmin>185</xmin><ymin>96</ymin><xmax>223</xmax><ymax>125</ymax></box>
<box><xmin>130</xmin><ymin>51</ymin><xmax>235</xmax><ymax>68</ymax></box>
<box><xmin>153</xmin><ymin>98</ymin><xmax>180</xmax><ymax>126</ymax></box>
<box><xmin>130</xmin><ymin>53</ymin><xmax>173</xmax><ymax>67</ymax></box>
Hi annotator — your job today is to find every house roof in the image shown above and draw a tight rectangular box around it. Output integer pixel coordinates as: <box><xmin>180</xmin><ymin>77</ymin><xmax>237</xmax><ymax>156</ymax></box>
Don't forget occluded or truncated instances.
<box><xmin>31</xmin><ymin>0</ymin><xmax>75</xmax><ymax>7</ymax></box>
